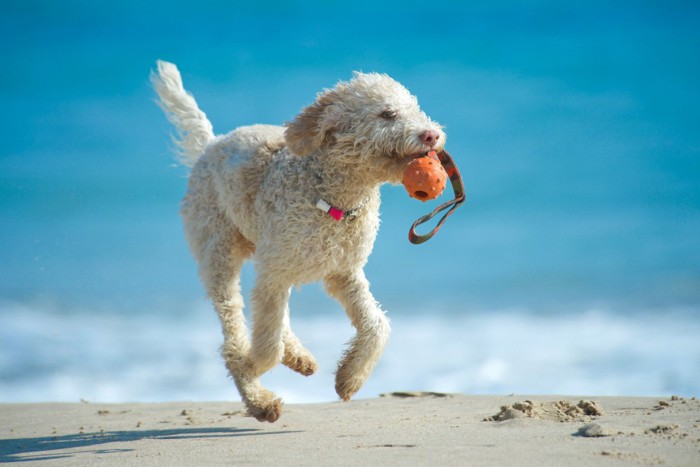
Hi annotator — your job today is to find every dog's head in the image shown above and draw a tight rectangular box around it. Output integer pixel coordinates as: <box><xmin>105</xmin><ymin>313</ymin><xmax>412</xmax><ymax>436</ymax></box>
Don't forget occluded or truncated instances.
<box><xmin>285</xmin><ymin>72</ymin><xmax>445</xmax><ymax>182</ymax></box>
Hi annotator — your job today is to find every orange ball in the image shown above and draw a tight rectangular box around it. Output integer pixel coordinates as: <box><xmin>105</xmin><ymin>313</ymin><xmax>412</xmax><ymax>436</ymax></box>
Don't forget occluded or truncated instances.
<box><xmin>402</xmin><ymin>154</ymin><xmax>448</xmax><ymax>202</ymax></box>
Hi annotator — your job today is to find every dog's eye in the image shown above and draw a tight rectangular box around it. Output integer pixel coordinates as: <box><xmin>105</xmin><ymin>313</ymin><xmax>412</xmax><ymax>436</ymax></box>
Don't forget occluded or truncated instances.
<box><xmin>379</xmin><ymin>110</ymin><xmax>398</xmax><ymax>120</ymax></box>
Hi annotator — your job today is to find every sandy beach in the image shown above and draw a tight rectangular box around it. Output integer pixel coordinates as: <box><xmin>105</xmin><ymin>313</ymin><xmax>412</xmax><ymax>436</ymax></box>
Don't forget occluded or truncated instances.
<box><xmin>1</xmin><ymin>393</ymin><xmax>698</xmax><ymax>466</ymax></box>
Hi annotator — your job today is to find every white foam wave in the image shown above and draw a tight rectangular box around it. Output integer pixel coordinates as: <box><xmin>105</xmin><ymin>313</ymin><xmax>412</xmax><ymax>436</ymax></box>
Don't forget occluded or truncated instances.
<box><xmin>1</xmin><ymin>300</ymin><xmax>699</xmax><ymax>404</ymax></box>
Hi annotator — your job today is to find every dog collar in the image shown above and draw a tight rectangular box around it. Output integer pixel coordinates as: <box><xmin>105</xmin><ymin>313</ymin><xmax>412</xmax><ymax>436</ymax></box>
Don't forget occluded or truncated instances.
<box><xmin>315</xmin><ymin>199</ymin><xmax>361</xmax><ymax>221</ymax></box>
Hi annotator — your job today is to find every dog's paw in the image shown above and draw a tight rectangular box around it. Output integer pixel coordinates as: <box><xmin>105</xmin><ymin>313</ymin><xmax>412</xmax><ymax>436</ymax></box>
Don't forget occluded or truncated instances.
<box><xmin>335</xmin><ymin>368</ymin><xmax>365</xmax><ymax>402</ymax></box>
<box><xmin>246</xmin><ymin>397</ymin><xmax>284</xmax><ymax>423</ymax></box>
<box><xmin>282</xmin><ymin>348</ymin><xmax>318</xmax><ymax>377</ymax></box>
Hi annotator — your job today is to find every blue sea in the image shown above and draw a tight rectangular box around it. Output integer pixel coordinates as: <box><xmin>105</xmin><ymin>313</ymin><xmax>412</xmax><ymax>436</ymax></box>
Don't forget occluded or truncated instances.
<box><xmin>1</xmin><ymin>0</ymin><xmax>699</xmax><ymax>403</ymax></box>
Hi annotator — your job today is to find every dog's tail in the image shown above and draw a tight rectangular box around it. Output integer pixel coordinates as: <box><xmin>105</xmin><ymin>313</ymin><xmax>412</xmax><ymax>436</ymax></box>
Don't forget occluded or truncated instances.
<box><xmin>150</xmin><ymin>60</ymin><xmax>214</xmax><ymax>167</ymax></box>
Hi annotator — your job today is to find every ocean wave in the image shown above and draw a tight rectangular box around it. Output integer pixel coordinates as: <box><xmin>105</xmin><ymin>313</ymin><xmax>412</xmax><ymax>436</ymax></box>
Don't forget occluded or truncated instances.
<box><xmin>2</xmin><ymin>300</ymin><xmax>699</xmax><ymax>403</ymax></box>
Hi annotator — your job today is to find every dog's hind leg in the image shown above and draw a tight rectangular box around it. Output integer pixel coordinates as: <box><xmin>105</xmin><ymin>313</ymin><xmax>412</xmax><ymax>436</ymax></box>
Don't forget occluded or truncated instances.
<box><xmin>281</xmin><ymin>307</ymin><xmax>318</xmax><ymax>376</ymax></box>
<box><xmin>205</xmin><ymin>231</ymin><xmax>284</xmax><ymax>422</ymax></box>
<box><xmin>206</xmin><ymin>271</ymin><xmax>292</xmax><ymax>422</ymax></box>
<box><xmin>184</xmin><ymin>197</ymin><xmax>282</xmax><ymax>422</ymax></box>
<box><xmin>202</xmin><ymin>228</ymin><xmax>254</xmax><ymax>379</ymax></box>
<box><xmin>325</xmin><ymin>270</ymin><xmax>391</xmax><ymax>401</ymax></box>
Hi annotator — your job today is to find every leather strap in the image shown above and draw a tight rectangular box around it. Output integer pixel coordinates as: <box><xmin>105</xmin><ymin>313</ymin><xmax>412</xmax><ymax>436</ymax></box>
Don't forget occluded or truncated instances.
<box><xmin>408</xmin><ymin>150</ymin><xmax>466</xmax><ymax>244</ymax></box>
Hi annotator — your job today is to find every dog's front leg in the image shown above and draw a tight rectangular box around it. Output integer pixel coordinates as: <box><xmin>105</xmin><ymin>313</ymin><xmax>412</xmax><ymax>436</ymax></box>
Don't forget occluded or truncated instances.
<box><xmin>325</xmin><ymin>270</ymin><xmax>391</xmax><ymax>401</ymax></box>
<box><xmin>282</xmin><ymin>307</ymin><xmax>318</xmax><ymax>376</ymax></box>
<box><xmin>250</xmin><ymin>276</ymin><xmax>290</xmax><ymax>377</ymax></box>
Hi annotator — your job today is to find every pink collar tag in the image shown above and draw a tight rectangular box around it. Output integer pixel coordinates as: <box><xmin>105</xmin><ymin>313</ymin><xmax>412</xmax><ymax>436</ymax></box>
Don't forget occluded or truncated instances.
<box><xmin>316</xmin><ymin>199</ymin><xmax>344</xmax><ymax>221</ymax></box>
<box><xmin>327</xmin><ymin>206</ymin><xmax>344</xmax><ymax>221</ymax></box>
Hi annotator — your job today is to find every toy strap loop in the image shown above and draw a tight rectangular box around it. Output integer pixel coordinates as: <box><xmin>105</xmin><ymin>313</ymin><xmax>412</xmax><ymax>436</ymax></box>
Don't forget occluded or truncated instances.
<box><xmin>408</xmin><ymin>150</ymin><xmax>466</xmax><ymax>244</ymax></box>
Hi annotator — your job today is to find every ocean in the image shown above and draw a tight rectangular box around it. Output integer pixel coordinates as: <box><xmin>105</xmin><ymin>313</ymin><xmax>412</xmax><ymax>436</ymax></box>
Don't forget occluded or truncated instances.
<box><xmin>1</xmin><ymin>0</ymin><xmax>699</xmax><ymax>403</ymax></box>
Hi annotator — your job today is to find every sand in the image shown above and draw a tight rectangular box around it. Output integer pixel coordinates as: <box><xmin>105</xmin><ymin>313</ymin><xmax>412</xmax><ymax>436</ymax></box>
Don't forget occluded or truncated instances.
<box><xmin>1</xmin><ymin>393</ymin><xmax>699</xmax><ymax>466</ymax></box>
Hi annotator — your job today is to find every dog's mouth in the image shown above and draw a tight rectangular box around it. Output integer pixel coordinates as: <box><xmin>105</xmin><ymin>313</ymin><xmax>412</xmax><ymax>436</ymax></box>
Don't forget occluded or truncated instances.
<box><xmin>403</xmin><ymin>150</ymin><xmax>435</xmax><ymax>163</ymax></box>
<box><xmin>388</xmin><ymin>148</ymin><xmax>432</xmax><ymax>160</ymax></box>
<box><xmin>409</xmin><ymin>151</ymin><xmax>431</xmax><ymax>159</ymax></box>
<box><xmin>408</xmin><ymin>141</ymin><xmax>445</xmax><ymax>160</ymax></box>
<box><xmin>381</xmin><ymin>137</ymin><xmax>442</xmax><ymax>161</ymax></box>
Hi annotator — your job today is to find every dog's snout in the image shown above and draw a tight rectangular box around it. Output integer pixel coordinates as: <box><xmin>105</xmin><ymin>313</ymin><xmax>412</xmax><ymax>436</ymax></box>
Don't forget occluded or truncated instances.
<box><xmin>420</xmin><ymin>130</ymin><xmax>440</xmax><ymax>147</ymax></box>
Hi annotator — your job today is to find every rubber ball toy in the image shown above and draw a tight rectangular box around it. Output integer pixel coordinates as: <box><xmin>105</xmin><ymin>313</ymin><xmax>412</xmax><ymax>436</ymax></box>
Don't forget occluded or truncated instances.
<box><xmin>402</xmin><ymin>152</ymin><xmax>448</xmax><ymax>202</ymax></box>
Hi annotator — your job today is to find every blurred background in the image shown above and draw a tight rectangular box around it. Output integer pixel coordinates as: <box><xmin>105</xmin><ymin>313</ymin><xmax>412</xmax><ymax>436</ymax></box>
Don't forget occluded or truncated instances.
<box><xmin>1</xmin><ymin>0</ymin><xmax>699</xmax><ymax>403</ymax></box>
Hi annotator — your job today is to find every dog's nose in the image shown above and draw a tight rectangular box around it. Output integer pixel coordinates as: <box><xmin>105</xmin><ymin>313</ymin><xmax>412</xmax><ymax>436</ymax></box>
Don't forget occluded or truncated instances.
<box><xmin>420</xmin><ymin>130</ymin><xmax>440</xmax><ymax>147</ymax></box>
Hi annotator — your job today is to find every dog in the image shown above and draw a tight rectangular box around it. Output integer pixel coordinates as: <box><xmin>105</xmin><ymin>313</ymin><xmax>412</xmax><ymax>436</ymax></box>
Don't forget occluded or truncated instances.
<box><xmin>151</xmin><ymin>60</ymin><xmax>445</xmax><ymax>422</ymax></box>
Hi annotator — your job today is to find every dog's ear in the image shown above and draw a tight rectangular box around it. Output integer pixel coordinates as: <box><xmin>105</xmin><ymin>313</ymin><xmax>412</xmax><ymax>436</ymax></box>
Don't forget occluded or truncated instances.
<box><xmin>285</xmin><ymin>90</ymin><xmax>341</xmax><ymax>156</ymax></box>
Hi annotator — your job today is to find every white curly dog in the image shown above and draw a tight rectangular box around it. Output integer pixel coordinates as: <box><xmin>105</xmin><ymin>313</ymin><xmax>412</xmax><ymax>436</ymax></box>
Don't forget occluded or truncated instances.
<box><xmin>151</xmin><ymin>60</ymin><xmax>445</xmax><ymax>422</ymax></box>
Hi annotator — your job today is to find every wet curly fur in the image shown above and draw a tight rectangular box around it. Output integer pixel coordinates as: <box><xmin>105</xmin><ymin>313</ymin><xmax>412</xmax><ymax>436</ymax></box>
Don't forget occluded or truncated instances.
<box><xmin>151</xmin><ymin>60</ymin><xmax>445</xmax><ymax>422</ymax></box>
